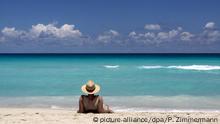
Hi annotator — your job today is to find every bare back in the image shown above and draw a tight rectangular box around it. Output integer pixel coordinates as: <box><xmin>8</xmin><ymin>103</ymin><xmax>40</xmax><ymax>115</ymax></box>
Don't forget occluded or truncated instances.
<box><xmin>81</xmin><ymin>95</ymin><xmax>100</xmax><ymax>113</ymax></box>
<box><xmin>78</xmin><ymin>95</ymin><xmax>113</xmax><ymax>113</ymax></box>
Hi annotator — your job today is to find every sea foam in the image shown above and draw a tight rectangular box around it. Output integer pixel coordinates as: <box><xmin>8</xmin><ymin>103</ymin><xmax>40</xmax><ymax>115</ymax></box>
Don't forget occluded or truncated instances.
<box><xmin>104</xmin><ymin>65</ymin><xmax>119</xmax><ymax>69</ymax></box>
<box><xmin>138</xmin><ymin>65</ymin><xmax>163</xmax><ymax>69</ymax></box>
<box><xmin>167</xmin><ymin>65</ymin><xmax>220</xmax><ymax>71</ymax></box>
<box><xmin>138</xmin><ymin>65</ymin><xmax>220</xmax><ymax>71</ymax></box>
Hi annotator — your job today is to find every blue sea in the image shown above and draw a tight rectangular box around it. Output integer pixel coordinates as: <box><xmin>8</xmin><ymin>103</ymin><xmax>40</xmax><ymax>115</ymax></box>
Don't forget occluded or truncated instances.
<box><xmin>0</xmin><ymin>54</ymin><xmax>220</xmax><ymax>112</ymax></box>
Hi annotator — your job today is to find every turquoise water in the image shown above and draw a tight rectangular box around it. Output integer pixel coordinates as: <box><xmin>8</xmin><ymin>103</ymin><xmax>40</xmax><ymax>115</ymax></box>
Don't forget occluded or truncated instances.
<box><xmin>0</xmin><ymin>54</ymin><xmax>220</xmax><ymax>111</ymax></box>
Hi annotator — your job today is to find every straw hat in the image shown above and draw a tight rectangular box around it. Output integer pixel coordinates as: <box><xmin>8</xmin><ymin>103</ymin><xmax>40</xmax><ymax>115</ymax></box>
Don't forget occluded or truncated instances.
<box><xmin>81</xmin><ymin>80</ymin><xmax>100</xmax><ymax>94</ymax></box>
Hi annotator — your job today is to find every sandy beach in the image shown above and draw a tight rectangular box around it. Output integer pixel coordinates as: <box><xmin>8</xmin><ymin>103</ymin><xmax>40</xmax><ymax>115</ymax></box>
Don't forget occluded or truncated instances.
<box><xmin>0</xmin><ymin>108</ymin><xmax>219</xmax><ymax>124</ymax></box>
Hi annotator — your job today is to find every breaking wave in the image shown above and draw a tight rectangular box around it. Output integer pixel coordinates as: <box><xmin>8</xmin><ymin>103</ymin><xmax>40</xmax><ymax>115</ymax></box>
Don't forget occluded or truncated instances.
<box><xmin>138</xmin><ymin>66</ymin><xmax>163</xmax><ymax>69</ymax></box>
<box><xmin>138</xmin><ymin>65</ymin><xmax>220</xmax><ymax>71</ymax></box>
<box><xmin>167</xmin><ymin>65</ymin><xmax>220</xmax><ymax>71</ymax></box>
<box><xmin>104</xmin><ymin>65</ymin><xmax>120</xmax><ymax>69</ymax></box>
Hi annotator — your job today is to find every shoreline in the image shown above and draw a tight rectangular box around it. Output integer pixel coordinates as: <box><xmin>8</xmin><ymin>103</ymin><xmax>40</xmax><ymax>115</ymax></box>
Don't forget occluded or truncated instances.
<box><xmin>0</xmin><ymin>108</ymin><xmax>220</xmax><ymax>124</ymax></box>
<box><xmin>1</xmin><ymin>106</ymin><xmax>220</xmax><ymax>113</ymax></box>
<box><xmin>1</xmin><ymin>95</ymin><xmax>220</xmax><ymax>112</ymax></box>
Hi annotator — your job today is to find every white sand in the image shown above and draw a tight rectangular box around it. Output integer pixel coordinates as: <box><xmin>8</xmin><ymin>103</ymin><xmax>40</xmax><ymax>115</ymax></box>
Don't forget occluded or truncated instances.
<box><xmin>0</xmin><ymin>108</ymin><xmax>220</xmax><ymax>124</ymax></box>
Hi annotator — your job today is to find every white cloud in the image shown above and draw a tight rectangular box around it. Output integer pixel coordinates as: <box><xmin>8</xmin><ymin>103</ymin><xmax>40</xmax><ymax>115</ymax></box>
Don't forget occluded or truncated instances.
<box><xmin>1</xmin><ymin>23</ymin><xmax>82</xmax><ymax>41</ymax></box>
<box><xmin>97</xmin><ymin>30</ymin><xmax>119</xmax><ymax>43</ymax></box>
<box><xmin>144</xmin><ymin>24</ymin><xmax>161</xmax><ymax>30</ymax></box>
<box><xmin>157</xmin><ymin>32</ymin><xmax>169</xmax><ymax>40</ymax></box>
<box><xmin>29</xmin><ymin>23</ymin><xmax>82</xmax><ymax>39</ymax></box>
<box><xmin>177</xmin><ymin>27</ymin><xmax>183</xmax><ymax>31</ymax></box>
<box><xmin>157</xmin><ymin>29</ymin><xmax>179</xmax><ymax>40</ymax></box>
<box><xmin>97</xmin><ymin>35</ymin><xmax>111</xmax><ymax>42</ymax></box>
<box><xmin>202</xmin><ymin>30</ymin><xmax>220</xmax><ymax>42</ymax></box>
<box><xmin>129</xmin><ymin>22</ymin><xmax>220</xmax><ymax>44</ymax></box>
<box><xmin>128</xmin><ymin>24</ymin><xmax>211</xmax><ymax>44</ymax></box>
<box><xmin>129</xmin><ymin>27</ymin><xmax>182</xmax><ymax>44</ymax></box>
<box><xmin>205</xmin><ymin>22</ymin><xmax>216</xmax><ymax>29</ymax></box>
<box><xmin>200</xmin><ymin>22</ymin><xmax>220</xmax><ymax>42</ymax></box>
<box><xmin>128</xmin><ymin>31</ymin><xmax>136</xmax><ymax>37</ymax></box>
<box><xmin>109</xmin><ymin>29</ymin><xmax>119</xmax><ymax>36</ymax></box>
<box><xmin>180</xmin><ymin>32</ymin><xmax>194</xmax><ymax>41</ymax></box>
<box><xmin>1</xmin><ymin>21</ymin><xmax>220</xmax><ymax>46</ymax></box>
<box><xmin>1</xmin><ymin>27</ymin><xmax>24</xmax><ymax>38</ymax></box>
<box><xmin>143</xmin><ymin>32</ymin><xmax>156</xmax><ymax>39</ymax></box>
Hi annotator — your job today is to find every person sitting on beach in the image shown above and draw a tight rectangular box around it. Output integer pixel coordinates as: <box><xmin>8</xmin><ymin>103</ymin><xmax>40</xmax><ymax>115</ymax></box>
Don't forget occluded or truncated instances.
<box><xmin>77</xmin><ymin>80</ymin><xmax>113</xmax><ymax>113</ymax></box>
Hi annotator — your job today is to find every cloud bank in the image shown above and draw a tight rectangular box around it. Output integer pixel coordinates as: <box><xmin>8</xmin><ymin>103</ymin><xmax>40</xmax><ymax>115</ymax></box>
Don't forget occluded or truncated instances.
<box><xmin>97</xmin><ymin>30</ymin><xmax>119</xmax><ymax>43</ymax></box>
<box><xmin>1</xmin><ymin>23</ymin><xmax>82</xmax><ymax>42</ymax></box>
<box><xmin>0</xmin><ymin>22</ymin><xmax>220</xmax><ymax>47</ymax></box>
<box><xmin>128</xmin><ymin>22</ymin><xmax>220</xmax><ymax>44</ymax></box>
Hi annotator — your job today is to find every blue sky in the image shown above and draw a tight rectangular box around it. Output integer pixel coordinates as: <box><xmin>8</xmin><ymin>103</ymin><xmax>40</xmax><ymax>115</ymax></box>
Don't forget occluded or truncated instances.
<box><xmin>0</xmin><ymin>0</ymin><xmax>220</xmax><ymax>53</ymax></box>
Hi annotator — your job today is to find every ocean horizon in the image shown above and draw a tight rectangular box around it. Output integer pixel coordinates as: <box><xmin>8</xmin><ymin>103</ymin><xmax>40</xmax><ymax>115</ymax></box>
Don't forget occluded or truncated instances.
<box><xmin>0</xmin><ymin>54</ymin><xmax>220</xmax><ymax>112</ymax></box>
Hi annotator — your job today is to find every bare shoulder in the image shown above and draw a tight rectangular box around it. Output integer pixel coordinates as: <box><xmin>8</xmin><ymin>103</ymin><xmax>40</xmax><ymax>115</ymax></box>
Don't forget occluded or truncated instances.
<box><xmin>96</xmin><ymin>95</ymin><xmax>103</xmax><ymax>101</ymax></box>
<box><xmin>79</xmin><ymin>95</ymin><xmax>85</xmax><ymax>101</ymax></box>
